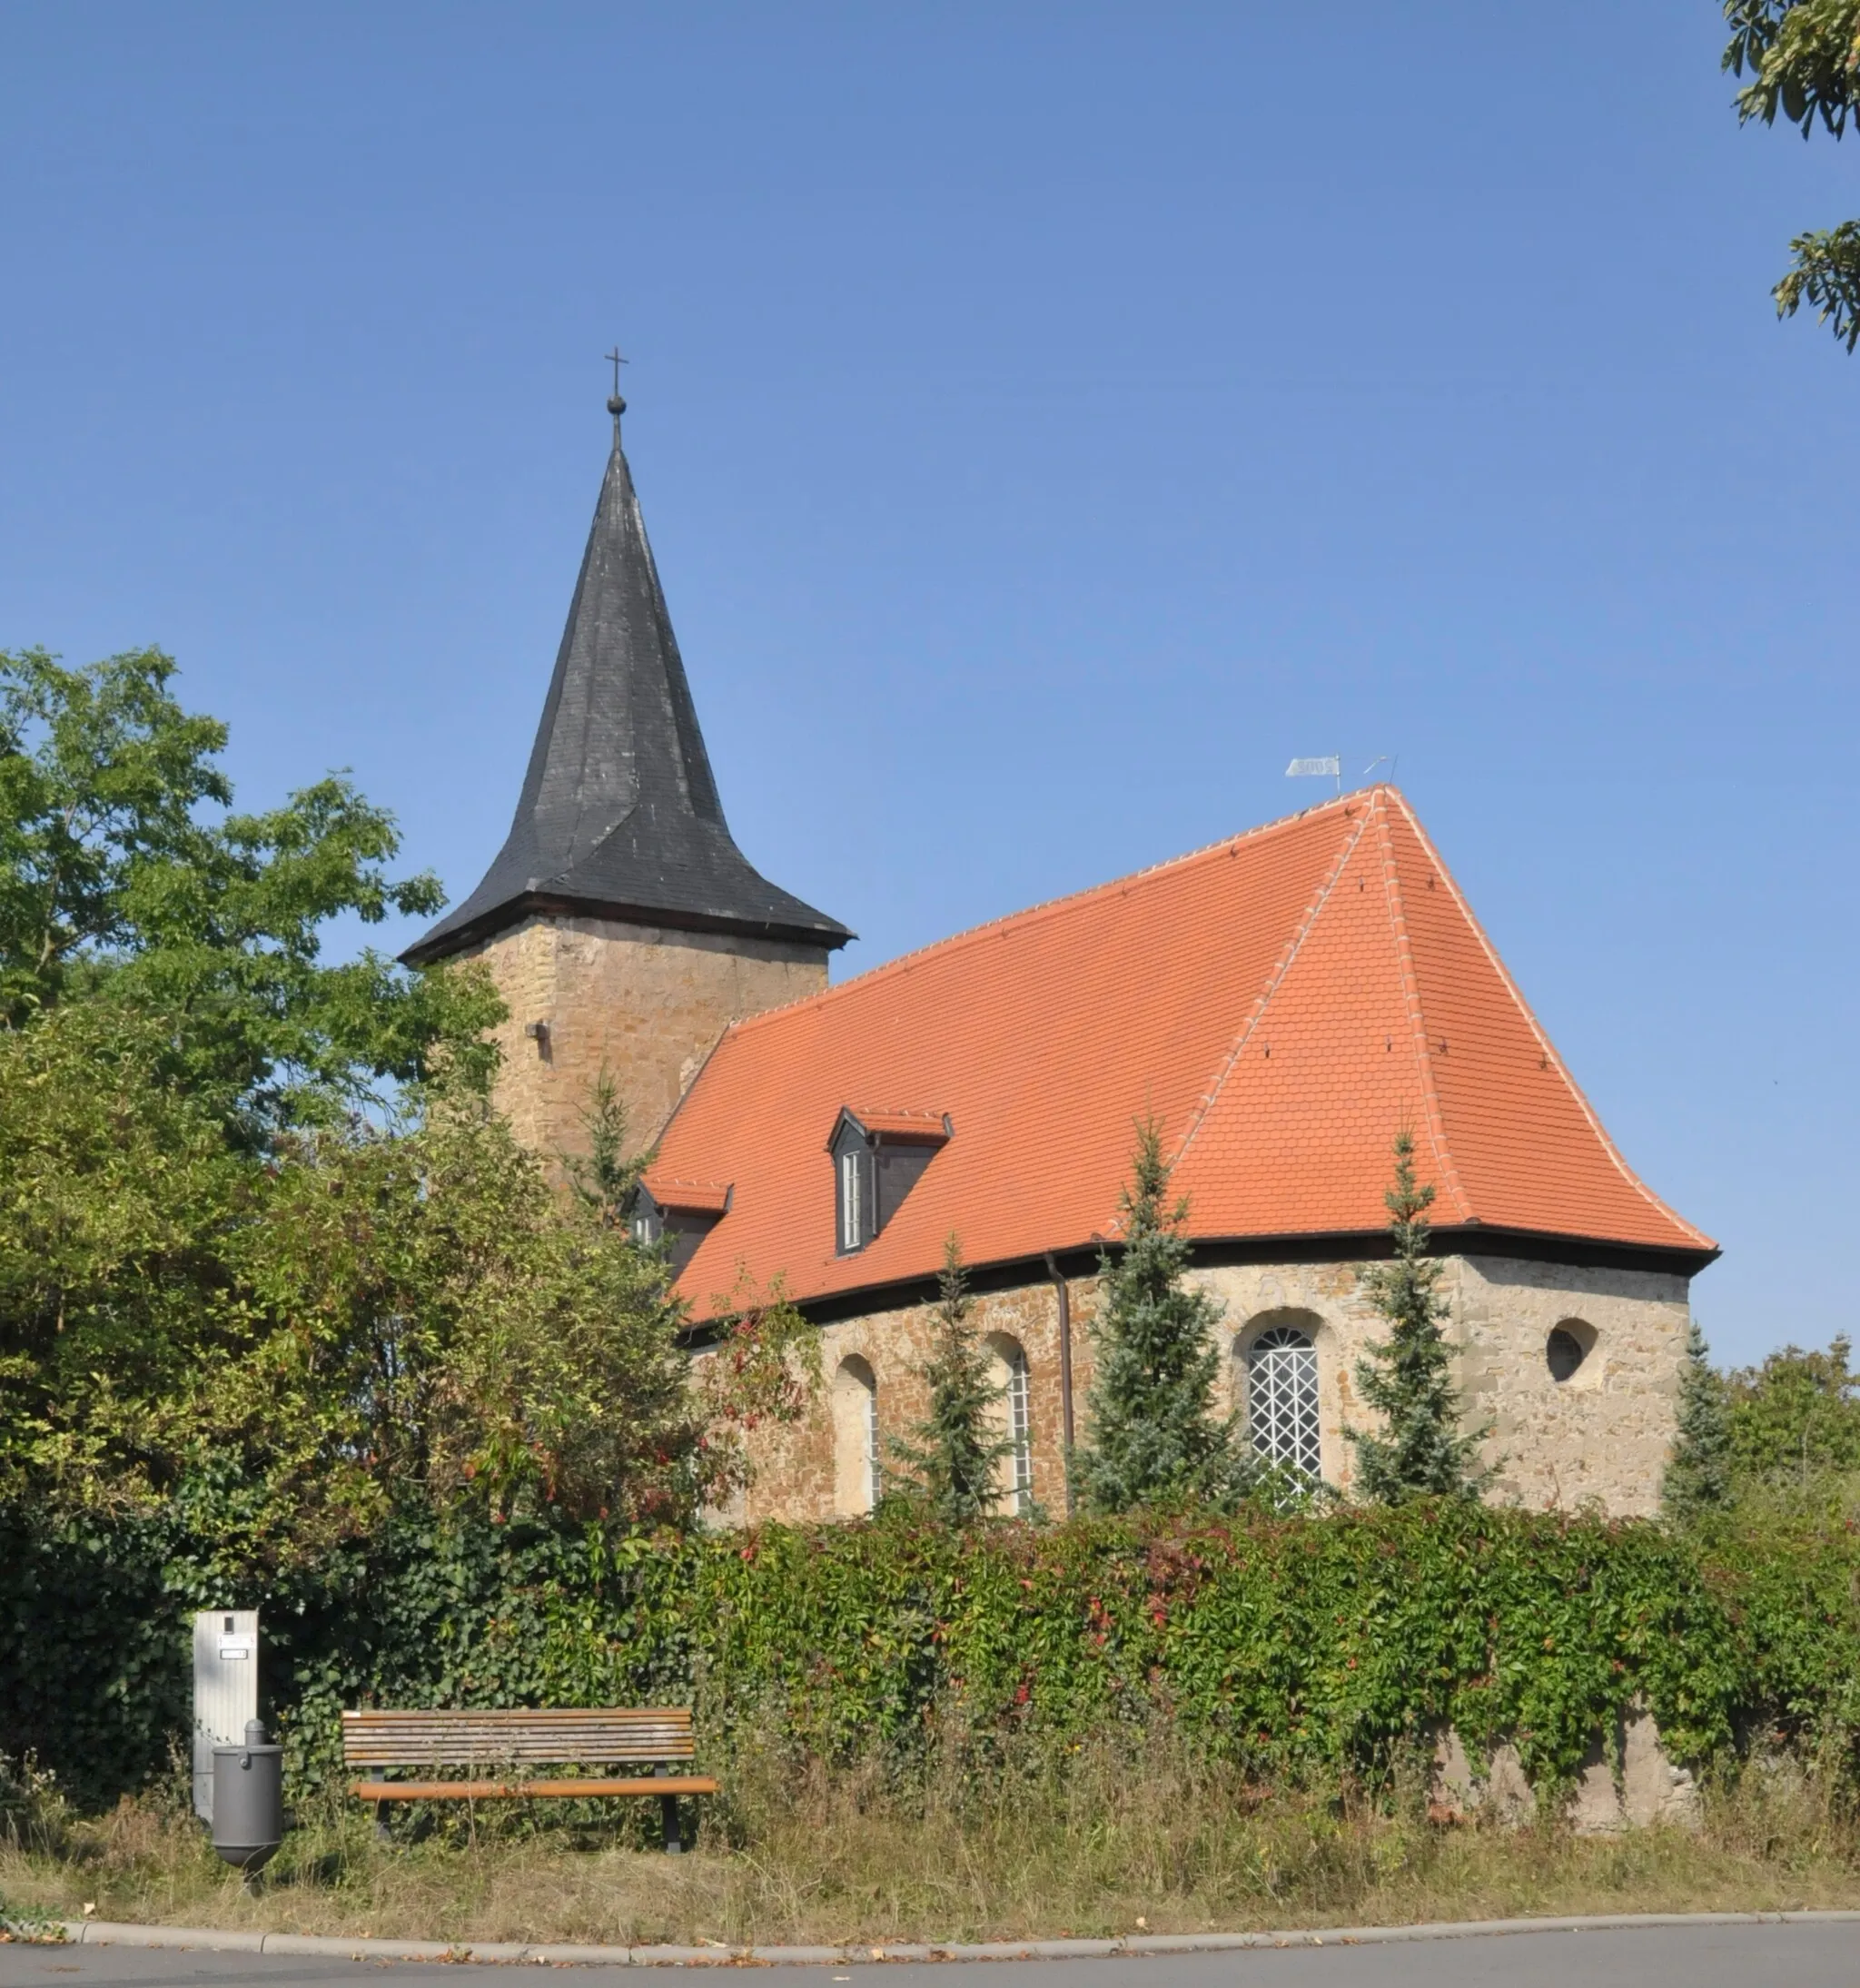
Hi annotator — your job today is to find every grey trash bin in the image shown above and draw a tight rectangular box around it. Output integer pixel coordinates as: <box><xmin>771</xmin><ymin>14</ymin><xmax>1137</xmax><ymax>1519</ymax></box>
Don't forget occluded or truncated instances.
<box><xmin>212</xmin><ymin>1719</ymin><xmax>283</xmax><ymax>1876</ymax></box>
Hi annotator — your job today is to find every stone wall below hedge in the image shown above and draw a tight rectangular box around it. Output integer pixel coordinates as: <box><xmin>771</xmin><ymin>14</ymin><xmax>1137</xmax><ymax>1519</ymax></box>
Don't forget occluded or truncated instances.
<box><xmin>1433</xmin><ymin>1706</ymin><xmax>1702</xmax><ymax>1834</ymax></box>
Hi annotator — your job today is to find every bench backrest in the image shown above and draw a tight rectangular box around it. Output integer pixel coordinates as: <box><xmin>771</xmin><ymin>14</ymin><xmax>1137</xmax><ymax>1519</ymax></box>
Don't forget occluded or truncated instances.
<box><xmin>341</xmin><ymin>1707</ymin><xmax>696</xmax><ymax>1767</ymax></box>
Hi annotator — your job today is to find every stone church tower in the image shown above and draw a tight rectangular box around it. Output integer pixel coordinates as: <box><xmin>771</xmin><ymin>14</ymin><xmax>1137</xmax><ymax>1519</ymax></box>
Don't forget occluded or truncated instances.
<box><xmin>402</xmin><ymin>397</ymin><xmax>851</xmax><ymax>1160</ymax></box>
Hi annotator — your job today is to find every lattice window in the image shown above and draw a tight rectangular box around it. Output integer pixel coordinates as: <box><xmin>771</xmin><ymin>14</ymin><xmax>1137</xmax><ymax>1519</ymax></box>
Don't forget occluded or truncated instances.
<box><xmin>1246</xmin><ymin>1326</ymin><xmax>1321</xmax><ymax>1477</ymax></box>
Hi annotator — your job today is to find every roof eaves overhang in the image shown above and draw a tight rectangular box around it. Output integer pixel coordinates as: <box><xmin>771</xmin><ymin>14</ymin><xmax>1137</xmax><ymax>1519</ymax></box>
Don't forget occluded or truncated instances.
<box><xmin>1185</xmin><ymin>1224</ymin><xmax>1722</xmax><ymax>1281</ymax></box>
<box><xmin>401</xmin><ymin>889</ymin><xmax>855</xmax><ymax>968</ymax></box>
<box><xmin>678</xmin><ymin>1222</ymin><xmax>1718</xmax><ymax>1340</ymax></box>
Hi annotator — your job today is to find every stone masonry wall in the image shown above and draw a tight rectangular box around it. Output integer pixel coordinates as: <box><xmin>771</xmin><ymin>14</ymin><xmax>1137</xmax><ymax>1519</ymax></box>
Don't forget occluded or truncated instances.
<box><xmin>463</xmin><ymin>915</ymin><xmax>829</xmax><ymax>1162</ymax></box>
<box><xmin>737</xmin><ymin>1278</ymin><xmax>1101</xmax><ymax>1525</ymax></box>
<box><xmin>1451</xmin><ymin>1253</ymin><xmax>1691</xmax><ymax>1516</ymax></box>
<box><xmin>735</xmin><ymin>1254</ymin><xmax>1690</xmax><ymax>1522</ymax></box>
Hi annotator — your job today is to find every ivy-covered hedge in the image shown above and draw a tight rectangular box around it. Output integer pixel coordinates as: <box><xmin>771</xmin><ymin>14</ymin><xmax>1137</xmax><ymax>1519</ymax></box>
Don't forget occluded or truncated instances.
<box><xmin>5</xmin><ymin>1500</ymin><xmax>1858</xmax><ymax>1811</ymax></box>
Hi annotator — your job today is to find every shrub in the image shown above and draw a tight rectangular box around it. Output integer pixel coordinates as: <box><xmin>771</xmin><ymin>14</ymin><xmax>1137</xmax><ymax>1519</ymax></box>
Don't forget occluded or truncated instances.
<box><xmin>15</xmin><ymin>1497</ymin><xmax>1860</xmax><ymax>1814</ymax></box>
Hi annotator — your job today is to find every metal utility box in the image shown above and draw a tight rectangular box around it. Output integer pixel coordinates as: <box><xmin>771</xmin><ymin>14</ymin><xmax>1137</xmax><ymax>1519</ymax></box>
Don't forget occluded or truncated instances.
<box><xmin>193</xmin><ymin>1609</ymin><xmax>259</xmax><ymax>1823</ymax></box>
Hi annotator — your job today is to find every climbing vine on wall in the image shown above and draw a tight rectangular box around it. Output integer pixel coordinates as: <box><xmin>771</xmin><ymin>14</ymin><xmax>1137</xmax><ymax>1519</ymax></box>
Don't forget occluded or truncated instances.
<box><xmin>5</xmin><ymin>1499</ymin><xmax>1860</xmax><ymax>1812</ymax></box>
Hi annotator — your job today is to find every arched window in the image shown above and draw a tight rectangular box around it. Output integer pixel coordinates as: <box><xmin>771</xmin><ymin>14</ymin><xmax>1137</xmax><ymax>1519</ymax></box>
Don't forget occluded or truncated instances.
<box><xmin>1245</xmin><ymin>1325</ymin><xmax>1321</xmax><ymax>1477</ymax></box>
<box><xmin>1547</xmin><ymin>1318</ymin><xmax>1598</xmax><ymax>1384</ymax></box>
<box><xmin>984</xmin><ymin>1333</ymin><xmax>1034</xmax><ymax>1515</ymax></box>
<box><xmin>832</xmin><ymin>1356</ymin><xmax>880</xmax><ymax>1515</ymax></box>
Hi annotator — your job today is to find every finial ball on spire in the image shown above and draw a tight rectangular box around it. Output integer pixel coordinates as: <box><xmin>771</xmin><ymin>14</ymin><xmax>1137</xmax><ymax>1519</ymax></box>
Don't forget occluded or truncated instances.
<box><xmin>605</xmin><ymin>346</ymin><xmax>628</xmax><ymax>422</ymax></box>
<box><xmin>607</xmin><ymin>393</ymin><xmax>627</xmax><ymax>417</ymax></box>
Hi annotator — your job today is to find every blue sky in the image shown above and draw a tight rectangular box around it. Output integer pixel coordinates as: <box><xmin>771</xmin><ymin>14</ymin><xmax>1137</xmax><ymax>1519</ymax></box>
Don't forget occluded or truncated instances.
<box><xmin>2</xmin><ymin>4</ymin><xmax>1853</xmax><ymax>1366</ymax></box>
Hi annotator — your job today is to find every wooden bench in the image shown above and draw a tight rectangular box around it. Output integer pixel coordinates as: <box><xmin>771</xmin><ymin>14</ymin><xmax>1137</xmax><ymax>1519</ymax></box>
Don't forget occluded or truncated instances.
<box><xmin>342</xmin><ymin>1707</ymin><xmax>717</xmax><ymax>1852</ymax></box>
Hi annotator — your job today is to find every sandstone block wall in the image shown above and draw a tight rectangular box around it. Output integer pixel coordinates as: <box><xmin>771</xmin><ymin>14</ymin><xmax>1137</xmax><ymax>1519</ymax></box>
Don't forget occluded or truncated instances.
<box><xmin>1432</xmin><ymin>1706</ymin><xmax>1700</xmax><ymax>1833</ymax></box>
<box><xmin>737</xmin><ymin>1277</ymin><xmax>1102</xmax><ymax>1525</ymax></box>
<box><xmin>463</xmin><ymin>915</ymin><xmax>829</xmax><ymax>1162</ymax></box>
<box><xmin>1451</xmin><ymin>1254</ymin><xmax>1690</xmax><ymax>1517</ymax></box>
<box><xmin>734</xmin><ymin>1252</ymin><xmax>1689</xmax><ymax>1522</ymax></box>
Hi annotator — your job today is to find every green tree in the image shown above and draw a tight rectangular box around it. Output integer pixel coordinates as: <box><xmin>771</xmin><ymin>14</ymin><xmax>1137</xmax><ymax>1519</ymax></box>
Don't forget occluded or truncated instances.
<box><xmin>1664</xmin><ymin>1317</ymin><xmax>1734</xmax><ymax>1523</ymax></box>
<box><xmin>0</xmin><ymin>654</ymin><xmax>816</xmax><ymax>1563</ymax></box>
<box><xmin>1347</xmin><ymin>1132</ymin><xmax>1488</xmax><ymax>1505</ymax></box>
<box><xmin>0</xmin><ymin>646</ymin><xmax>497</xmax><ymax>1131</ymax></box>
<box><xmin>1725</xmin><ymin>1334</ymin><xmax>1860</xmax><ymax>1484</ymax></box>
<box><xmin>240</xmin><ymin>1083</ymin><xmax>714</xmax><ymax>1540</ymax></box>
<box><xmin>1722</xmin><ymin>1</ymin><xmax>1860</xmax><ymax>351</ymax></box>
<box><xmin>0</xmin><ymin>1025</ymin><xmax>814</xmax><ymax>1562</ymax></box>
<box><xmin>0</xmin><ymin>999</ymin><xmax>248</xmax><ymax>1515</ymax></box>
<box><xmin>1077</xmin><ymin>1121</ymin><xmax>1256</xmax><ymax>1515</ymax></box>
<box><xmin>563</xmin><ymin>1067</ymin><xmax>650</xmax><ymax>1229</ymax></box>
<box><xmin>888</xmin><ymin>1234</ymin><xmax>1016</xmax><ymax>1525</ymax></box>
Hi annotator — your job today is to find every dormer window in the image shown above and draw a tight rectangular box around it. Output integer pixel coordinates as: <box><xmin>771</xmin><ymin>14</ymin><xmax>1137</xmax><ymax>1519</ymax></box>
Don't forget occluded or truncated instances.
<box><xmin>630</xmin><ymin>1178</ymin><xmax>733</xmax><ymax>1275</ymax></box>
<box><xmin>829</xmin><ymin>1108</ymin><xmax>951</xmax><ymax>1255</ymax></box>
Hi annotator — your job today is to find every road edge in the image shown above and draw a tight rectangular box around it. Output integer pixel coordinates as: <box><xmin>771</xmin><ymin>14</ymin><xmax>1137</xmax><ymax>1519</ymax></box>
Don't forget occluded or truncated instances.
<box><xmin>45</xmin><ymin>1908</ymin><xmax>1860</xmax><ymax>1967</ymax></box>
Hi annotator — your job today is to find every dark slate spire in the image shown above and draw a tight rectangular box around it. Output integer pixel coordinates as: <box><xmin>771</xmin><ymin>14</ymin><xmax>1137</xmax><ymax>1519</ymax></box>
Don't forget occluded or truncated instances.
<box><xmin>404</xmin><ymin>410</ymin><xmax>851</xmax><ymax>964</ymax></box>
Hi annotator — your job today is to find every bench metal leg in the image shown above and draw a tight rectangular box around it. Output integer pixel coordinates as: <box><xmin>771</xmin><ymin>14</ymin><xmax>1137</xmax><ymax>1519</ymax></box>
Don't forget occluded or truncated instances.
<box><xmin>654</xmin><ymin>1763</ymin><xmax>683</xmax><ymax>1854</ymax></box>
<box><xmin>374</xmin><ymin>1804</ymin><xmax>392</xmax><ymax>1844</ymax></box>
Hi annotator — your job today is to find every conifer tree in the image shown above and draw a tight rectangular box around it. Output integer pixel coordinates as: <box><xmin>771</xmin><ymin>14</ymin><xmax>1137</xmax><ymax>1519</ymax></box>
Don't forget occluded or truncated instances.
<box><xmin>562</xmin><ymin>1069</ymin><xmax>647</xmax><ymax>1229</ymax></box>
<box><xmin>1077</xmin><ymin>1120</ymin><xmax>1256</xmax><ymax>1514</ymax></box>
<box><xmin>889</xmin><ymin>1234</ymin><xmax>1016</xmax><ymax>1524</ymax></box>
<box><xmin>1663</xmin><ymin>1316</ymin><xmax>1733</xmax><ymax>1522</ymax></box>
<box><xmin>1347</xmin><ymin>1132</ymin><xmax>1489</xmax><ymax>1504</ymax></box>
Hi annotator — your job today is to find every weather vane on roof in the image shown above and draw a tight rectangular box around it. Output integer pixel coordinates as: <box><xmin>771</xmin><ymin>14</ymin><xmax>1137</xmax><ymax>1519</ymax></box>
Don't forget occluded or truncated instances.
<box><xmin>605</xmin><ymin>345</ymin><xmax>628</xmax><ymax>428</ymax></box>
<box><xmin>1286</xmin><ymin>755</ymin><xmax>1342</xmax><ymax>796</ymax></box>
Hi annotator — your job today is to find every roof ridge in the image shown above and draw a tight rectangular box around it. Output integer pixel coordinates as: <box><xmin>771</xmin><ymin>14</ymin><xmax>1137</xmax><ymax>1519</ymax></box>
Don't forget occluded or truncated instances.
<box><xmin>1386</xmin><ymin>791</ymin><xmax>1716</xmax><ymax>1251</ymax></box>
<box><xmin>721</xmin><ymin>790</ymin><xmax>1384</xmax><ymax>1043</ymax></box>
<box><xmin>1169</xmin><ymin>797</ymin><xmax>1376</xmax><ymax>1175</ymax></box>
<box><xmin>1374</xmin><ymin>793</ymin><xmax>1475</xmax><ymax>1223</ymax></box>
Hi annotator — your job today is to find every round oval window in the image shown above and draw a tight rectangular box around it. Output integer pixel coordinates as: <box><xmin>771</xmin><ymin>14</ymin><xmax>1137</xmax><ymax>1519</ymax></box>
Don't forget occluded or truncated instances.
<box><xmin>1546</xmin><ymin>1326</ymin><xmax>1588</xmax><ymax>1383</ymax></box>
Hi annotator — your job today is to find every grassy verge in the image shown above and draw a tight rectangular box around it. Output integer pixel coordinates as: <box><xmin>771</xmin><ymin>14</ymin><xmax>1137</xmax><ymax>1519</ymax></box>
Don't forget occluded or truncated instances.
<box><xmin>5</xmin><ymin>1740</ymin><xmax>1860</xmax><ymax>1948</ymax></box>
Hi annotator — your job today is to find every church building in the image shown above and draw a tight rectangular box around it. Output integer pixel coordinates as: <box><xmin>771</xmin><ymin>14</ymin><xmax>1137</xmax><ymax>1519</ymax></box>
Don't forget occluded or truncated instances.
<box><xmin>405</xmin><ymin>402</ymin><xmax>1717</xmax><ymax>1523</ymax></box>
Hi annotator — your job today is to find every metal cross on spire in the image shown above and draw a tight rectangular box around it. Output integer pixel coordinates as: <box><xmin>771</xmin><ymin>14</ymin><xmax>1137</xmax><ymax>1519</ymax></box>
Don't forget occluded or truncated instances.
<box><xmin>605</xmin><ymin>346</ymin><xmax>628</xmax><ymax>432</ymax></box>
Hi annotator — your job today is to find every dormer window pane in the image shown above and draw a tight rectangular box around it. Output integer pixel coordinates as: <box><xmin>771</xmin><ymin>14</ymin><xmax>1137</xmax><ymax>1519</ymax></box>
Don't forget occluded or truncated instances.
<box><xmin>840</xmin><ymin>1150</ymin><xmax>863</xmax><ymax>1251</ymax></box>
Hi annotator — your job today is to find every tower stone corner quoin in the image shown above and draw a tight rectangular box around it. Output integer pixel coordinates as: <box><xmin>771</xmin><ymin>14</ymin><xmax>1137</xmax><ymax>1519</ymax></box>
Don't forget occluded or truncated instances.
<box><xmin>400</xmin><ymin>405</ymin><xmax>851</xmax><ymax>1162</ymax></box>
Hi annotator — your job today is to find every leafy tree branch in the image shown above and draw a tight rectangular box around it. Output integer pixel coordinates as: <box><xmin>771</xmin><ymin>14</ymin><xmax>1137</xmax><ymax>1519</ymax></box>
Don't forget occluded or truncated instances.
<box><xmin>1722</xmin><ymin>1</ymin><xmax>1860</xmax><ymax>351</ymax></box>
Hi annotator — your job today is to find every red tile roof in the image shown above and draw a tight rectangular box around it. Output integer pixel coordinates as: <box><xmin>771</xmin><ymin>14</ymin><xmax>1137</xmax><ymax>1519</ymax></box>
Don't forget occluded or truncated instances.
<box><xmin>657</xmin><ymin>787</ymin><xmax>1712</xmax><ymax>1320</ymax></box>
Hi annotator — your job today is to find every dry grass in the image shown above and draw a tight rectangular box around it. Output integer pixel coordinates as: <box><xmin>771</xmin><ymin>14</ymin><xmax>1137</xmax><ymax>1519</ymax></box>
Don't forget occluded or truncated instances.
<box><xmin>5</xmin><ymin>1739</ymin><xmax>1860</xmax><ymax>1948</ymax></box>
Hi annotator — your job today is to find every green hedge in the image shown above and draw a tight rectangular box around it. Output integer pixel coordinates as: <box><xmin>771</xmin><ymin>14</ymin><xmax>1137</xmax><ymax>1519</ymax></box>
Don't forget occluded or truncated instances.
<box><xmin>5</xmin><ymin>1499</ymin><xmax>1858</xmax><ymax>1812</ymax></box>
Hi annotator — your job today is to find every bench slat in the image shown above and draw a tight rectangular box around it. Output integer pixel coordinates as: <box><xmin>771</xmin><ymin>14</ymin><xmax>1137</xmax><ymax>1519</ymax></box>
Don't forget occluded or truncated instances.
<box><xmin>341</xmin><ymin>1707</ymin><xmax>695</xmax><ymax>1766</ymax></box>
<box><xmin>344</xmin><ymin>1746</ymin><xmax>694</xmax><ymax>1764</ymax></box>
<box><xmin>341</xmin><ymin>1711</ymin><xmax>693</xmax><ymax>1731</ymax></box>
<box><xmin>351</xmin><ymin>1776</ymin><xmax>718</xmax><ymax>1801</ymax></box>
<box><xmin>342</xmin><ymin>1708</ymin><xmax>693</xmax><ymax>1722</ymax></box>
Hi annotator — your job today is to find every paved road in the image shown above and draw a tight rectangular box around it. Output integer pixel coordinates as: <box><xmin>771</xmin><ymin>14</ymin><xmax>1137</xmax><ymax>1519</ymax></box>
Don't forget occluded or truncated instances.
<box><xmin>4</xmin><ymin>1923</ymin><xmax>1857</xmax><ymax>1988</ymax></box>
